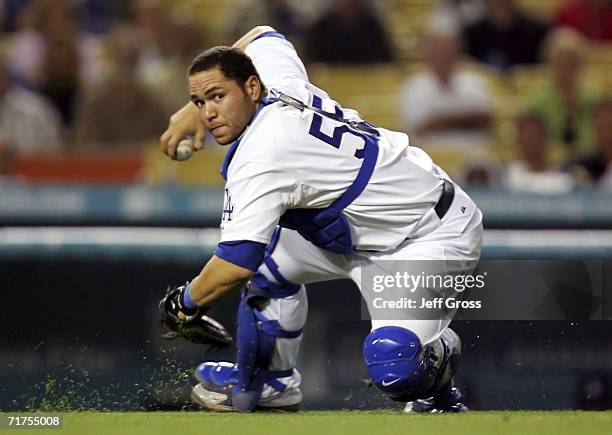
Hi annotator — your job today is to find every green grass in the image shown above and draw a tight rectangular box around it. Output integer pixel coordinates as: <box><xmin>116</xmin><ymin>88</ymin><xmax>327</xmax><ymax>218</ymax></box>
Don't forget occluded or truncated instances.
<box><xmin>3</xmin><ymin>411</ymin><xmax>612</xmax><ymax>435</ymax></box>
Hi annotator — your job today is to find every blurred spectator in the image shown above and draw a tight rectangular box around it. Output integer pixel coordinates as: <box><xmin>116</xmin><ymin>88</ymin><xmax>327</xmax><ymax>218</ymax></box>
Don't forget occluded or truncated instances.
<box><xmin>556</xmin><ymin>0</ymin><xmax>612</xmax><ymax>42</ymax></box>
<box><xmin>504</xmin><ymin>112</ymin><xmax>575</xmax><ymax>192</ymax></box>
<box><xmin>523</xmin><ymin>28</ymin><xmax>596</xmax><ymax>160</ymax></box>
<box><xmin>434</xmin><ymin>0</ymin><xmax>486</xmax><ymax>30</ymax></box>
<box><xmin>79</xmin><ymin>0</ymin><xmax>131</xmax><ymax>35</ymax></box>
<box><xmin>8</xmin><ymin>0</ymin><xmax>47</xmax><ymax>88</ymax></box>
<box><xmin>36</xmin><ymin>0</ymin><xmax>78</xmax><ymax>39</ymax></box>
<box><xmin>36</xmin><ymin>0</ymin><xmax>81</xmax><ymax>130</ymax></box>
<box><xmin>565</xmin><ymin>98</ymin><xmax>612</xmax><ymax>188</ymax></box>
<box><xmin>135</xmin><ymin>2</ymin><xmax>207</xmax><ymax>113</ymax></box>
<box><xmin>0</xmin><ymin>53</ymin><xmax>63</xmax><ymax>156</ymax></box>
<box><xmin>38</xmin><ymin>35</ymin><xmax>81</xmax><ymax>130</ymax></box>
<box><xmin>8</xmin><ymin>0</ymin><xmax>84</xmax><ymax>134</ymax></box>
<box><xmin>225</xmin><ymin>0</ymin><xmax>303</xmax><ymax>46</ymax></box>
<box><xmin>2</xmin><ymin>0</ymin><xmax>127</xmax><ymax>34</ymax></box>
<box><xmin>463</xmin><ymin>0</ymin><xmax>550</xmax><ymax>73</ymax></box>
<box><xmin>73</xmin><ymin>75</ymin><xmax>167</xmax><ymax>150</ymax></box>
<box><xmin>399</xmin><ymin>29</ymin><xmax>492</xmax><ymax>148</ymax></box>
<box><xmin>305</xmin><ymin>0</ymin><xmax>393</xmax><ymax>64</ymax></box>
<box><xmin>73</xmin><ymin>24</ymin><xmax>167</xmax><ymax>150</ymax></box>
<box><xmin>1</xmin><ymin>0</ymin><xmax>34</xmax><ymax>32</ymax></box>
<box><xmin>133</xmin><ymin>0</ymin><xmax>177</xmax><ymax>77</ymax></box>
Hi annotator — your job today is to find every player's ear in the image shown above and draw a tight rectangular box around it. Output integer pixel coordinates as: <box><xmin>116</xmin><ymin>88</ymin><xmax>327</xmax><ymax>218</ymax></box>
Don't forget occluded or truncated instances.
<box><xmin>244</xmin><ymin>75</ymin><xmax>261</xmax><ymax>103</ymax></box>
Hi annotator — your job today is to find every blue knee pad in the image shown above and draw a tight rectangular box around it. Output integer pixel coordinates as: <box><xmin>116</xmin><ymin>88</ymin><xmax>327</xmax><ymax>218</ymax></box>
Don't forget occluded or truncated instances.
<box><xmin>232</xmin><ymin>282</ymin><xmax>302</xmax><ymax>411</ymax></box>
<box><xmin>363</xmin><ymin>326</ymin><xmax>439</xmax><ymax>401</ymax></box>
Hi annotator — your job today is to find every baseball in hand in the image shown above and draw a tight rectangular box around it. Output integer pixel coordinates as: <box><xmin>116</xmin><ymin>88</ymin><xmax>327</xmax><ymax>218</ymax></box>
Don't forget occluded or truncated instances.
<box><xmin>176</xmin><ymin>138</ymin><xmax>195</xmax><ymax>161</ymax></box>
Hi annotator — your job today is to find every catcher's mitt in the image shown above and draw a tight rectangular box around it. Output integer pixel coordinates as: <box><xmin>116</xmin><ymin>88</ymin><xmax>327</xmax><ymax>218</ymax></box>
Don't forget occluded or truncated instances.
<box><xmin>159</xmin><ymin>285</ymin><xmax>233</xmax><ymax>347</ymax></box>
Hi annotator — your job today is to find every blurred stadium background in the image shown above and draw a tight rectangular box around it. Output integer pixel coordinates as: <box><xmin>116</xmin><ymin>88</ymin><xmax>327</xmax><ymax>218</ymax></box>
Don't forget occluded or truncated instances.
<box><xmin>0</xmin><ymin>0</ymin><xmax>611</xmax><ymax>412</ymax></box>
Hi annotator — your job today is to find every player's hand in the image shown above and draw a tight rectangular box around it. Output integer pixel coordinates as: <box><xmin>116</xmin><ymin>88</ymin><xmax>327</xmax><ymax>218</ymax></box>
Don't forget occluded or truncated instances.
<box><xmin>159</xmin><ymin>284</ymin><xmax>233</xmax><ymax>346</ymax></box>
<box><xmin>160</xmin><ymin>102</ymin><xmax>206</xmax><ymax>159</ymax></box>
<box><xmin>160</xmin><ymin>284</ymin><xmax>200</xmax><ymax>324</ymax></box>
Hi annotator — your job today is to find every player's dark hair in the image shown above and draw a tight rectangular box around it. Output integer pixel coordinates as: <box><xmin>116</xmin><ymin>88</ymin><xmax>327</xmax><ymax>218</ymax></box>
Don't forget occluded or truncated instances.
<box><xmin>188</xmin><ymin>46</ymin><xmax>265</xmax><ymax>92</ymax></box>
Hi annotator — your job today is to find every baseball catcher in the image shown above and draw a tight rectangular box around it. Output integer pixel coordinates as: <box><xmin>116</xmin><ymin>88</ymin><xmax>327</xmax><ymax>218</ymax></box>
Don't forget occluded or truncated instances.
<box><xmin>158</xmin><ymin>25</ymin><xmax>483</xmax><ymax>413</ymax></box>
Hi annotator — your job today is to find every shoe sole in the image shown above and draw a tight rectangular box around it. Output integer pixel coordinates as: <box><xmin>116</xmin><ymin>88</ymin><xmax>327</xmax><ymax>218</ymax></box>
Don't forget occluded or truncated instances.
<box><xmin>403</xmin><ymin>401</ymin><xmax>468</xmax><ymax>414</ymax></box>
<box><xmin>191</xmin><ymin>384</ymin><xmax>300</xmax><ymax>413</ymax></box>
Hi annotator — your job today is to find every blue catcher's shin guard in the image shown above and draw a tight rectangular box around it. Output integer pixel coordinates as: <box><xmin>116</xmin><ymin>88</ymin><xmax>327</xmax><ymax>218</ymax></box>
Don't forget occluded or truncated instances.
<box><xmin>363</xmin><ymin>326</ymin><xmax>461</xmax><ymax>403</ymax></box>
<box><xmin>231</xmin><ymin>279</ymin><xmax>302</xmax><ymax>412</ymax></box>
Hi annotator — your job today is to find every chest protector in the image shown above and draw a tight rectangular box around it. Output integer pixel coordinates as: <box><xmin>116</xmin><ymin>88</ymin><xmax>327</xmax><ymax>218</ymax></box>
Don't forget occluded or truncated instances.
<box><xmin>278</xmin><ymin>123</ymin><xmax>379</xmax><ymax>255</ymax></box>
<box><xmin>223</xmin><ymin>91</ymin><xmax>380</xmax><ymax>256</ymax></box>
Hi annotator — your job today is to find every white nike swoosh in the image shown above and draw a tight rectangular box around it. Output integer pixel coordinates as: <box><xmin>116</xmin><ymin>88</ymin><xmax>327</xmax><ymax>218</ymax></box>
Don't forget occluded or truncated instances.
<box><xmin>381</xmin><ymin>378</ymin><xmax>401</xmax><ymax>387</ymax></box>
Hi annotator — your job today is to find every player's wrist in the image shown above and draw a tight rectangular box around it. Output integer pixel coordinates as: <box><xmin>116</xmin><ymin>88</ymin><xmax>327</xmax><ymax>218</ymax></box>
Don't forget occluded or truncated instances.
<box><xmin>180</xmin><ymin>282</ymin><xmax>200</xmax><ymax>316</ymax></box>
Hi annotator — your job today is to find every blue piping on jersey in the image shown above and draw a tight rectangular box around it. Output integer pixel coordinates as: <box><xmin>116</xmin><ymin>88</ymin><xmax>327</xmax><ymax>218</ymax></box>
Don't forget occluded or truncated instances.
<box><xmin>215</xmin><ymin>240</ymin><xmax>267</xmax><ymax>271</ymax></box>
<box><xmin>252</xmin><ymin>31</ymin><xmax>287</xmax><ymax>42</ymax></box>
<box><xmin>219</xmin><ymin>97</ymin><xmax>276</xmax><ymax>180</ymax></box>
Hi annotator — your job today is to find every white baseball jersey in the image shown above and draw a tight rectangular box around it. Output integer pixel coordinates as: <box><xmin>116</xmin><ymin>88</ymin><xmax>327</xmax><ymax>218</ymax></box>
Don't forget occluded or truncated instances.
<box><xmin>219</xmin><ymin>34</ymin><xmax>479</xmax><ymax>253</ymax></box>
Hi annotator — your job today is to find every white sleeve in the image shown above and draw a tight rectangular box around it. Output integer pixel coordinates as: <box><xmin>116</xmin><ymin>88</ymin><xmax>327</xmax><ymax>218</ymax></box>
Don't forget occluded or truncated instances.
<box><xmin>245</xmin><ymin>33</ymin><xmax>308</xmax><ymax>91</ymax></box>
<box><xmin>220</xmin><ymin>161</ymin><xmax>298</xmax><ymax>244</ymax></box>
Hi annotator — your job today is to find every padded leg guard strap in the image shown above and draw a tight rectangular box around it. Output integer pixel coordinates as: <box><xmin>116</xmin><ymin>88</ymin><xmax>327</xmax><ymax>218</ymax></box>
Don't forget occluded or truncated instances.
<box><xmin>232</xmin><ymin>288</ymin><xmax>302</xmax><ymax>412</ymax></box>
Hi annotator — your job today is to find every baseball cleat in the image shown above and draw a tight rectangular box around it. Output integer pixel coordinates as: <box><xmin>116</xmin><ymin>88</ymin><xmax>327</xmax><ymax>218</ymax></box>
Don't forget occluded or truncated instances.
<box><xmin>403</xmin><ymin>384</ymin><xmax>468</xmax><ymax>414</ymax></box>
<box><xmin>191</xmin><ymin>383</ymin><xmax>300</xmax><ymax>413</ymax></box>
<box><xmin>191</xmin><ymin>383</ymin><xmax>235</xmax><ymax>412</ymax></box>
<box><xmin>192</xmin><ymin>361</ymin><xmax>301</xmax><ymax>413</ymax></box>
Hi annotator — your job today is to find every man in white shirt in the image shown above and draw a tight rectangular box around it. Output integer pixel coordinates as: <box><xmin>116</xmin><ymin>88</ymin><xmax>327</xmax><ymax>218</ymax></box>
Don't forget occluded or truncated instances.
<box><xmin>399</xmin><ymin>29</ymin><xmax>492</xmax><ymax>149</ymax></box>
<box><xmin>0</xmin><ymin>56</ymin><xmax>62</xmax><ymax>156</ymax></box>
<box><xmin>160</xmin><ymin>26</ymin><xmax>483</xmax><ymax>413</ymax></box>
